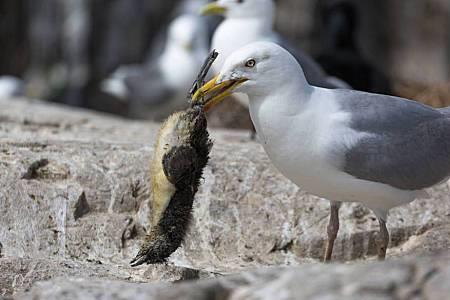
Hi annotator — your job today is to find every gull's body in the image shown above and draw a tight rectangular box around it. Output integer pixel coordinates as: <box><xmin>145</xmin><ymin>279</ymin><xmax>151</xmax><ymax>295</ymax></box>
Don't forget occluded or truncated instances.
<box><xmin>193</xmin><ymin>42</ymin><xmax>450</xmax><ymax>260</ymax></box>
<box><xmin>250</xmin><ymin>85</ymin><xmax>430</xmax><ymax>219</ymax></box>
<box><xmin>102</xmin><ymin>15</ymin><xmax>208</xmax><ymax>120</ymax></box>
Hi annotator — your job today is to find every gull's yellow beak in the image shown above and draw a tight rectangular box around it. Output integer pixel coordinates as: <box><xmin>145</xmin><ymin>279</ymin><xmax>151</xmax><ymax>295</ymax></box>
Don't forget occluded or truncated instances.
<box><xmin>192</xmin><ymin>75</ymin><xmax>248</xmax><ymax>111</ymax></box>
<box><xmin>200</xmin><ymin>2</ymin><xmax>226</xmax><ymax>15</ymax></box>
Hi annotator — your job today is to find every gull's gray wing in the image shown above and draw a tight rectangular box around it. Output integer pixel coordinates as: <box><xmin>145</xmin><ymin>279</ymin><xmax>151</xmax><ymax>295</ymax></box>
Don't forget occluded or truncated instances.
<box><xmin>274</xmin><ymin>34</ymin><xmax>347</xmax><ymax>89</ymax></box>
<box><xmin>337</xmin><ymin>89</ymin><xmax>450</xmax><ymax>190</ymax></box>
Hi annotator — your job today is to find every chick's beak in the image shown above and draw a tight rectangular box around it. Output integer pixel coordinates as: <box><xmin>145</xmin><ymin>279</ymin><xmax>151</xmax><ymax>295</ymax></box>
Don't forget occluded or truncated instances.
<box><xmin>192</xmin><ymin>75</ymin><xmax>247</xmax><ymax>111</ymax></box>
<box><xmin>200</xmin><ymin>2</ymin><xmax>226</xmax><ymax>15</ymax></box>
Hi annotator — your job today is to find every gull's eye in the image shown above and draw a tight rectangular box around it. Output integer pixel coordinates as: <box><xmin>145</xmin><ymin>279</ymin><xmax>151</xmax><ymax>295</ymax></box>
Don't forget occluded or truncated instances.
<box><xmin>237</xmin><ymin>0</ymin><xmax>244</xmax><ymax>3</ymax></box>
<box><xmin>245</xmin><ymin>59</ymin><xmax>256</xmax><ymax>68</ymax></box>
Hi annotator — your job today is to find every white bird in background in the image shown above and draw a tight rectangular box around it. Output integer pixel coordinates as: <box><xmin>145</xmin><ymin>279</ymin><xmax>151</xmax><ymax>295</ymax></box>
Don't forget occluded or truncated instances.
<box><xmin>149</xmin><ymin>0</ymin><xmax>220</xmax><ymax>59</ymax></box>
<box><xmin>193</xmin><ymin>42</ymin><xmax>450</xmax><ymax>261</ymax></box>
<box><xmin>200</xmin><ymin>0</ymin><xmax>349</xmax><ymax>92</ymax></box>
<box><xmin>177</xmin><ymin>0</ymin><xmax>210</xmax><ymax>15</ymax></box>
<box><xmin>102</xmin><ymin>14</ymin><xmax>209</xmax><ymax>120</ymax></box>
<box><xmin>0</xmin><ymin>76</ymin><xmax>24</xmax><ymax>98</ymax></box>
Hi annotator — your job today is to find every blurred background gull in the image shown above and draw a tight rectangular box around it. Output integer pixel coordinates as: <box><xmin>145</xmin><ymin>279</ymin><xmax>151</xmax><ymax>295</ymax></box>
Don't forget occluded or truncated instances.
<box><xmin>198</xmin><ymin>0</ymin><xmax>350</xmax><ymax>130</ymax></box>
<box><xmin>0</xmin><ymin>0</ymin><xmax>449</xmax><ymax>126</ymax></box>
<box><xmin>101</xmin><ymin>14</ymin><xmax>209</xmax><ymax>120</ymax></box>
<box><xmin>0</xmin><ymin>76</ymin><xmax>24</xmax><ymax>98</ymax></box>
<box><xmin>201</xmin><ymin>0</ymin><xmax>349</xmax><ymax>89</ymax></box>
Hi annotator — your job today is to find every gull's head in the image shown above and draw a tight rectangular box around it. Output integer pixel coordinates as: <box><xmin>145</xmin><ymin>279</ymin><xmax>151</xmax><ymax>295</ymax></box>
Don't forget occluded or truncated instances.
<box><xmin>200</xmin><ymin>0</ymin><xmax>274</xmax><ymax>19</ymax></box>
<box><xmin>168</xmin><ymin>15</ymin><xmax>207</xmax><ymax>51</ymax></box>
<box><xmin>193</xmin><ymin>42</ymin><xmax>305</xmax><ymax>110</ymax></box>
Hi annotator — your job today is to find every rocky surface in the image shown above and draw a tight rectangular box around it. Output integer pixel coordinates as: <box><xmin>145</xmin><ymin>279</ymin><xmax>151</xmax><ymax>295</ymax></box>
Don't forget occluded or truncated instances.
<box><xmin>0</xmin><ymin>257</ymin><xmax>210</xmax><ymax>297</ymax></box>
<box><xmin>12</xmin><ymin>254</ymin><xmax>450</xmax><ymax>300</ymax></box>
<box><xmin>1</xmin><ymin>98</ymin><xmax>450</xmax><ymax>298</ymax></box>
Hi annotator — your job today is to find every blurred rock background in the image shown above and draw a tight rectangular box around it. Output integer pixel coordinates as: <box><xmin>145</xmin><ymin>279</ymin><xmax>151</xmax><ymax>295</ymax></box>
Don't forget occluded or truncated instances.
<box><xmin>1</xmin><ymin>0</ymin><xmax>450</xmax><ymax>114</ymax></box>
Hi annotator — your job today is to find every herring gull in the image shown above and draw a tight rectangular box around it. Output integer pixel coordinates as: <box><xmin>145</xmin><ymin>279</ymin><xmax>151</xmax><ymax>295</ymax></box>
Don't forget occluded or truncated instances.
<box><xmin>192</xmin><ymin>42</ymin><xmax>450</xmax><ymax>261</ymax></box>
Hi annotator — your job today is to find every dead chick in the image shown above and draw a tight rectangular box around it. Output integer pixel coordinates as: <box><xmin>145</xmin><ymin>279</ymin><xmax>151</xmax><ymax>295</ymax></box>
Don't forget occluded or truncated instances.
<box><xmin>130</xmin><ymin>51</ymin><xmax>218</xmax><ymax>267</ymax></box>
<box><xmin>130</xmin><ymin>106</ymin><xmax>212</xmax><ymax>266</ymax></box>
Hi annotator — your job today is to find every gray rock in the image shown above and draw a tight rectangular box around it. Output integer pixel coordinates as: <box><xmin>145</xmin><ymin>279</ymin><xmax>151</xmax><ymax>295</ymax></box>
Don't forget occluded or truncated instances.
<box><xmin>13</xmin><ymin>254</ymin><xmax>450</xmax><ymax>300</ymax></box>
<box><xmin>0</xmin><ymin>257</ymin><xmax>211</xmax><ymax>296</ymax></box>
<box><xmin>1</xmin><ymin>98</ymin><xmax>450</xmax><ymax>298</ymax></box>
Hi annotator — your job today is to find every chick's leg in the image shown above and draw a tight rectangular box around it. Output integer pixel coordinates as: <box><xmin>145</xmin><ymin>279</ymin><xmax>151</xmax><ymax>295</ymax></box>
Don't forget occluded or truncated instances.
<box><xmin>324</xmin><ymin>201</ymin><xmax>341</xmax><ymax>262</ymax></box>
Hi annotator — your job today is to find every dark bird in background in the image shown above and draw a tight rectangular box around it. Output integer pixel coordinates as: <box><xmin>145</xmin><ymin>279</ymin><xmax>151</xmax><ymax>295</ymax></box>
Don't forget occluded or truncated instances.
<box><xmin>316</xmin><ymin>1</ymin><xmax>392</xmax><ymax>94</ymax></box>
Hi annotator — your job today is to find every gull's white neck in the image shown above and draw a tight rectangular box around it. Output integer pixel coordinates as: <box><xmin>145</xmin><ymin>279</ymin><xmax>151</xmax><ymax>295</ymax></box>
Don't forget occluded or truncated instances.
<box><xmin>248</xmin><ymin>84</ymin><xmax>339</xmax><ymax>197</ymax></box>
<box><xmin>248</xmin><ymin>78</ymin><xmax>313</xmax><ymax>146</ymax></box>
